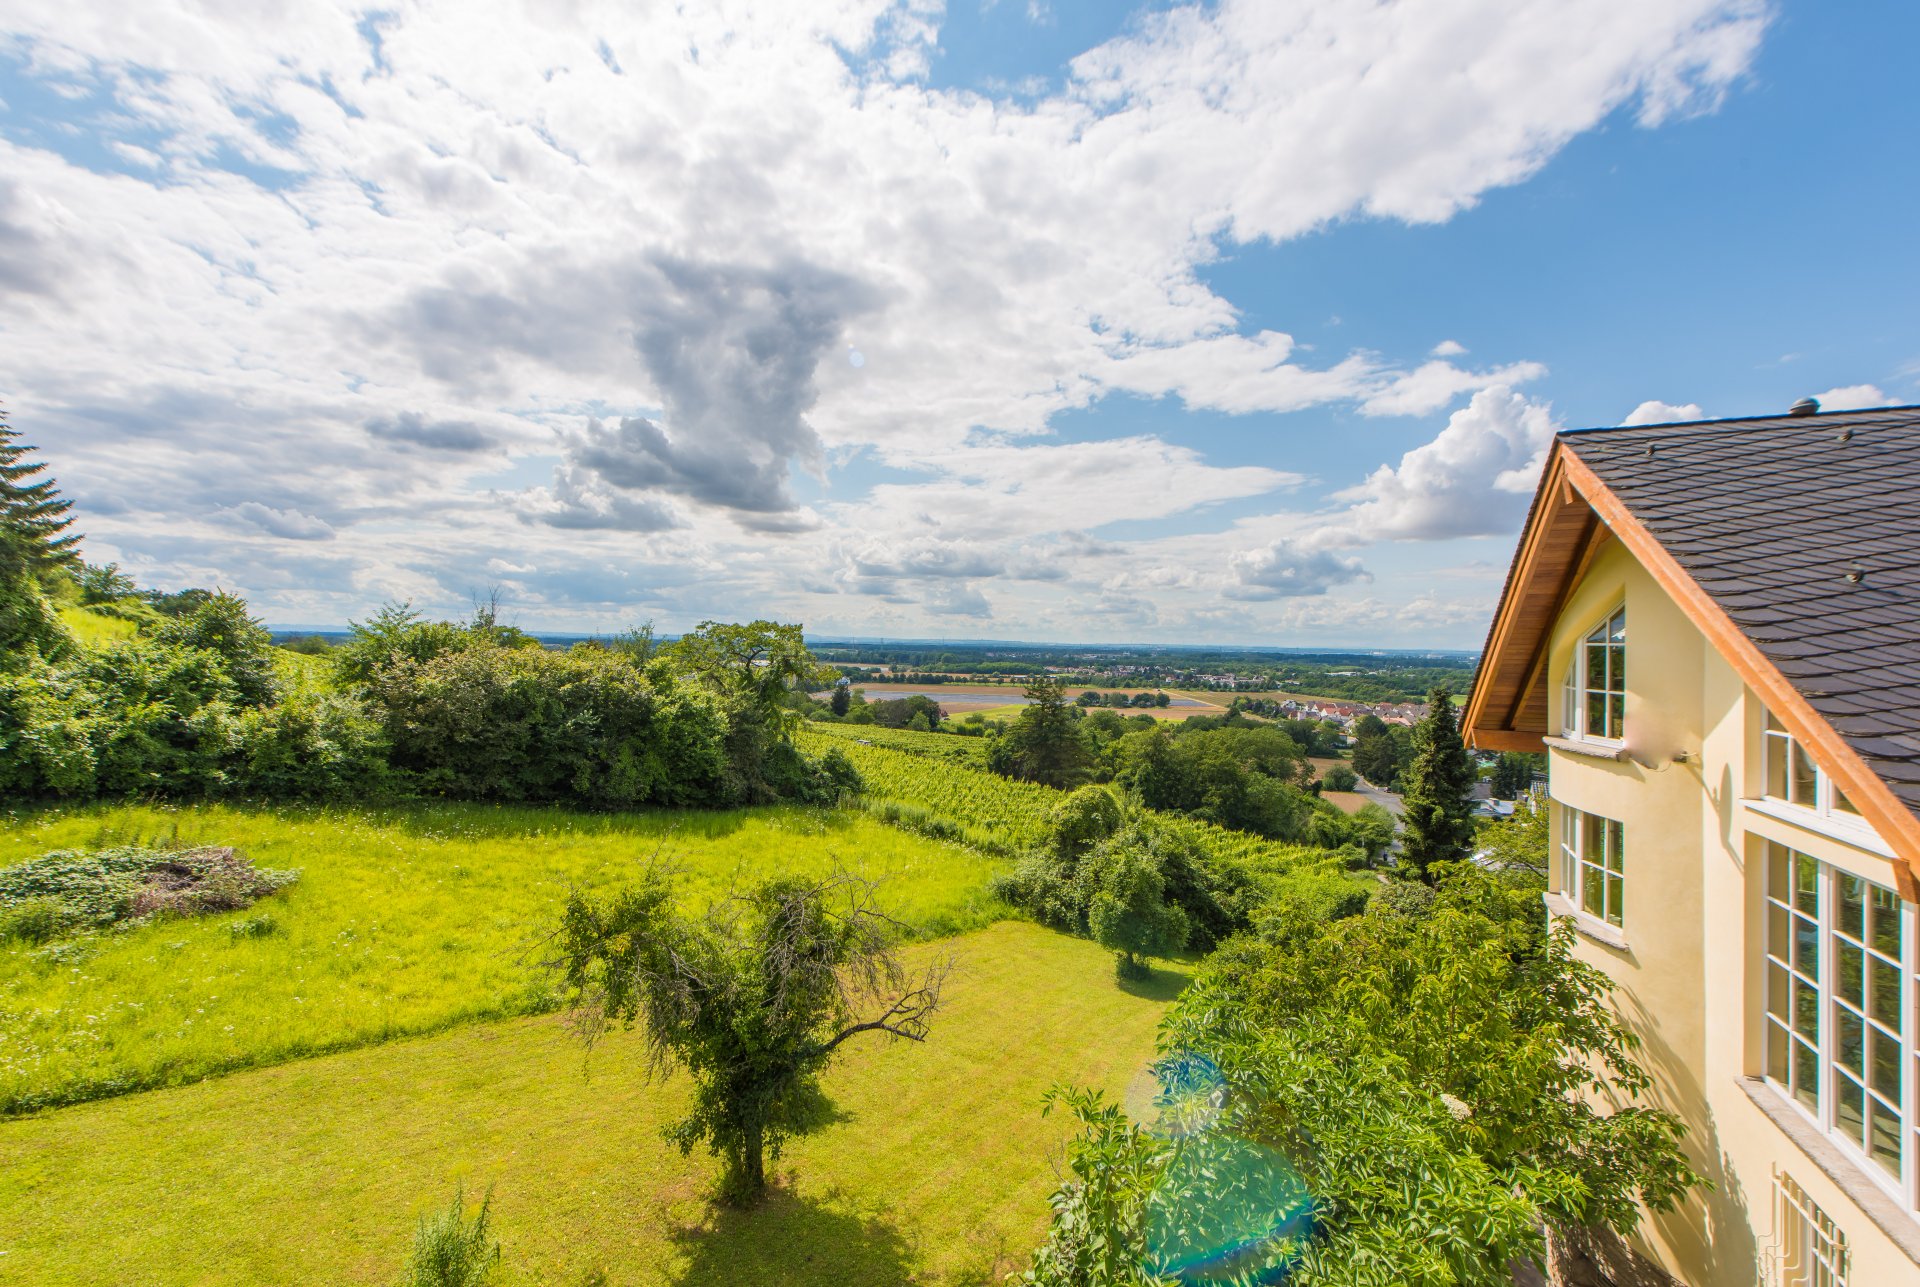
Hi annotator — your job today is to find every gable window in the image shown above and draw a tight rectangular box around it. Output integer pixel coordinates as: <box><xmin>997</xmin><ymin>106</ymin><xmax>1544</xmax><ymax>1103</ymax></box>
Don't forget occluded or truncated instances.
<box><xmin>1557</xmin><ymin>804</ymin><xmax>1625</xmax><ymax>928</ymax></box>
<box><xmin>1764</xmin><ymin>712</ymin><xmax>1862</xmax><ymax>822</ymax></box>
<box><xmin>1763</xmin><ymin>842</ymin><xmax>1917</xmax><ymax>1210</ymax></box>
<box><xmin>1562</xmin><ymin>606</ymin><xmax>1626</xmax><ymax>741</ymax></box>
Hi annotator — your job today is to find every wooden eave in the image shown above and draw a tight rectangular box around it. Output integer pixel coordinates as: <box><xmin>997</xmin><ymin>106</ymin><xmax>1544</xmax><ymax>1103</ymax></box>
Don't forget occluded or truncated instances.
<box><xmin>1466</xmin><ymin>439</ymin><xmax>1920</xmax><ymax>888</ymax></box>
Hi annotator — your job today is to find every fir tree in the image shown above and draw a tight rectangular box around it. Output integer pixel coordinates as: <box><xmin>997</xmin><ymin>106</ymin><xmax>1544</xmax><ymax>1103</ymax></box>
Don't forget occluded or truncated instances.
<box><xmin>0</xmin><ymin>408</ymin><xmax>81</xmax><ymax>579</ymax></box>
<box><xmin>1398</xmin><ymin>685</ymin><xmax>1478</xmax><ymax>882</ymax></box>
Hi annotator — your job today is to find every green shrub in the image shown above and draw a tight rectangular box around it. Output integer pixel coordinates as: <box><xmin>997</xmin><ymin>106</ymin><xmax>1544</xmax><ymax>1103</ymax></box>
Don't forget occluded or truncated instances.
<box><xmin>1321</xmin><ymin>763</ymin><xmax>1359</xmax><ymax>792</ymax></box>
<box><xmin>0</xmin><ymin>896</ymin><xmax>67</xmax><ymax>945</ymax></box>
<box><xmin>402</xmin><ymin>1185</ymin><xmax>499</xmax><ymax>1287</ymax></box>
<box><xmin>1372</xmin><ymin>879</ymin><xmax>1437</xmax><ymax>919</ymax></box>
<box><xmin>1051</xmin><ymin>784</ymin><xmax>1124</xmax><ymax>859</ymax></box>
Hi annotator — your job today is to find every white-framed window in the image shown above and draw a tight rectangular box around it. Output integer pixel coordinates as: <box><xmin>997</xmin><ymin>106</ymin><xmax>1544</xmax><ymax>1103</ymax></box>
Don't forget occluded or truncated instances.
<box><xmin>1561</xmin><ymin>605</ymin><xmax>1626</xmax><ymax>741</ymax></box>
<box><xmin>1767</xmin><ymin>1169</ymin><xmax>1850</xmax><ymax>1287</ymax></box>
<box><xmin>1765</xmin><ymin>712</ymin><xmax>1863</xmax><ymax>822</ymax></box>
<box><xmin>1763</xmin><ymin>841</ymin><xmax>1918</xmax><ymax>1211</ymax></box>
<box><xmin>1557</xmin><ymin>803</ymin><xmax>1625</xmax><ymax>928</ymax></box>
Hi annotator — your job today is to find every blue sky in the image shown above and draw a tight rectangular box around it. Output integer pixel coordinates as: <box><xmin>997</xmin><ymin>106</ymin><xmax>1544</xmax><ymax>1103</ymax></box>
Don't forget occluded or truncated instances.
<box><xmin>2</xmin><ymin>1</ymin><xmax>1913</xmax><ymax>646</ymax></box>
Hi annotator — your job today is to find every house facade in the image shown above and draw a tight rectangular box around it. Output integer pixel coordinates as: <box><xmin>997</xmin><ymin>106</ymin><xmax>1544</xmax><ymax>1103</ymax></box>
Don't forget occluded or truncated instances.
<box><xmin>1464</xmin><ymin>404</ymin><xmax>1920</xmax><ymax>1286</ymax></box>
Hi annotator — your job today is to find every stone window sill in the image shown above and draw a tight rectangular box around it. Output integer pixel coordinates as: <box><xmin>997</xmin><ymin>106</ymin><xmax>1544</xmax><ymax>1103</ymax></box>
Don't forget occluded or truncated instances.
<box><xmin>1738</xmin><ymin>1077</ymin><xmax>1920</xmax><ymax>1266</ymax></box>
<box><xmin>1543</xmin><ymin>735</ymin><xmax>1629</xmax><ymax>763</ymax></box>
<box><xmin>1541</xmin><ymin>892</ymin><xmax>1628</xmax><ymax>950</ymax></box>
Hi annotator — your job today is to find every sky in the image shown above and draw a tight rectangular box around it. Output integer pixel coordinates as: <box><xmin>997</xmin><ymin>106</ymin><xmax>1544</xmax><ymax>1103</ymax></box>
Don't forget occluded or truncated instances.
<box><xmin>3</xmin><ymin>0</ymin><xmax>1916</xmax><ymax>647</ymax></box>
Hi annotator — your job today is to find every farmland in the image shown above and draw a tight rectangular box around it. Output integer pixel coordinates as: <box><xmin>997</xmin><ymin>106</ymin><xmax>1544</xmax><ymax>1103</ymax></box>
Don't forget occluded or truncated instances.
<box><xmin>833</xmin><ymin>682</ymin><xmax>1231</xmax><ymax>721</ymax></box>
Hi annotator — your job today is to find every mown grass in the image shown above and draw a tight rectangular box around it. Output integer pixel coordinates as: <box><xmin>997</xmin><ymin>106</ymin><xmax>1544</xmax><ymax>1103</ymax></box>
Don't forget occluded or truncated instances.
<box><xmin>0</xmin><ymin>921</ymin><xmax>1188</xmax><ymax>1286</ymax></box>
<box><xmin>0</xmin><ymin>802</ymin><xmax>1010</xmax><ymax>1115</ymax></box>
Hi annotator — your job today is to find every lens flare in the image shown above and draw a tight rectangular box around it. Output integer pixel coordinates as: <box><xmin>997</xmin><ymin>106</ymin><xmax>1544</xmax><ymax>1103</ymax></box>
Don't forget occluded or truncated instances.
<box><xmin>1139</xmin><ymin>1053</ymin><xmax>1316</xmax><ymax>1285</ymax></box>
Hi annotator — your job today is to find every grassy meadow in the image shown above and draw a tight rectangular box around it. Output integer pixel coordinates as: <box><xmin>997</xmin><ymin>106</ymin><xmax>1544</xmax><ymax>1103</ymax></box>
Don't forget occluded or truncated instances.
<box><xmin>0</xmin><ymin>921</ymin><xmax>1187</xmax><ymax>1286</ymax></box>
<box><xmin>0</xmin><ymin>802</ymin><xmax>1009</xmax><ymax>1114</ymax></box>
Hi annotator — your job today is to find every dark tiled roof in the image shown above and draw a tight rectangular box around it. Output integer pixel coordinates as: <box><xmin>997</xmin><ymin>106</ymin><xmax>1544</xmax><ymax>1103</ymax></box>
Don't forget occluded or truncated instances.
<box><xmin>1563</xmin><ymin>405</ymin><xmax>1920</xmax><ymax>820</ymax></box>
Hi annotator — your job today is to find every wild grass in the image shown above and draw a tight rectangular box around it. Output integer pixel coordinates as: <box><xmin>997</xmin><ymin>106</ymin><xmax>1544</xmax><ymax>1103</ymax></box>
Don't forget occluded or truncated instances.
<box><xmin>0</xmin><ymin>921</ymin><xmax>1186</xmax><ymax>1286</ymax></box>
<box><xmin>56</xmin><ymin>606</ymin><xmax>140</xmax><ymax>648</ymax></box>
<box><xmin>0</xmin><ymin>801</ymin><xmax>1009</xmax><ymax>1114</ymax></box>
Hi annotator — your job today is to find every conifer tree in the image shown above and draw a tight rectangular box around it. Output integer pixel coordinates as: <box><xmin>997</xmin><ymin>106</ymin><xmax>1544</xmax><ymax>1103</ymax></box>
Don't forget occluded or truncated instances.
<box><xmin>1398</xmin><ymin>685</ymin><xmax>1478</xmax><ymax>882</ymax></box>
<box><xmin>0</xmin><ymin>408</ymin><xmax>81</xmax><ymax>578</ymax></box>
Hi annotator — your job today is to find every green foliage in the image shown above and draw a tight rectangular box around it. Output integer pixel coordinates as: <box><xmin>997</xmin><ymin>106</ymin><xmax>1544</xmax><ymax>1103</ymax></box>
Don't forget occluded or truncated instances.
<box><xmin>0</xmin><ymin>845</ymin><xmax>298</xmax><ymax>941</ymax></box>
<box><xmin>1398</xmin><ymin>686</ymin><xmax>1478</xmax><ymax>882</ymax></box>
<box><xmin>0</xmin><ymin>411</ymin><xmax>81</xmax><ymax>582</ymax></box>
<box><xmin>1349</xmin><ymin>724</ymin><xmax>1412</xmax><ymax>791</ymax></box>
<box><xmin>402</xmin><ymin>1185</ymin><xmax>499</xmax><ymax>1287</ymax></box>
<box><xmin>152</xmin><ymin>592</ymin><xmax>279</xmax><ymax>708</ymax></box>
<box><xmin>989</xmin><ymin>677</ymin><xmax>1092</xmax><ymax>789</ymax></box>
<box><xmin>1320</xmin><ymin>763</ymin><xmax>1358</xmax><ymax>792</ymax></box>
<box><xmin>1108</xmin><ymin>725</ymin><xmax>1313</xmax><ymax>840</ymax></box>
<box><xmin>1017</xmin><ymin>1087</ymin><xmax>1175</xmax><ymax>1287</ymax></box>
<box><xmin>806</xmin><ymin>721</ymin><xmax>990</xmax><ymax>767</ymax></box>
<box><xmin>1087</xmin><ymin>844</ymin><xmax>1189</xmax><ymax>977</ymax></box>
<box><xmin>1029</xmin><ymin>862</ymin><xmax>1704</xmax><ymax>1284</ymax></box>
<box><xmin>1475</xmin><ymin>801</ymin><xmax>1550</xmax><ymax>878</ymax></box>
<box><xmin>1489</xmin><ymin>751</ymin><xmax>1542</xmax><ymax>800</ymax></box>
<box><xmin>1052</xmin><ymin>784</ymin><xmax>1125</xmax><ymax>859</ymax></box>
<box><xmin>552</xmin><ymin>869</ymin><xmax>948</xmax><ymax>1203</ymax></box>
<box><xmin>666</xmin><ymin>619</ymin><xmax>830</xmax><ymax>722</ymax></box>
<box><xmin>1370</xmin><ymin>877</ymin><xmax>1437</xmax><ymax>919</ymax></box>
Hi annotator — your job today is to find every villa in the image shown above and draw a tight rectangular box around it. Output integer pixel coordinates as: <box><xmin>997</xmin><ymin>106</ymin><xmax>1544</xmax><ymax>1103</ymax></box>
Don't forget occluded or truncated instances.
<box><xmin>1464</xmin><ymin>402</ymin><xmax>1920</xmax><ymax>1285</ymax></box>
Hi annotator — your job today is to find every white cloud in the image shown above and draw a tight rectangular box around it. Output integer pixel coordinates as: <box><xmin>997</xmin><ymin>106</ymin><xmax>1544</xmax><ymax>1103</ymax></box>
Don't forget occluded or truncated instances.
<box><xmin>1227</xmin><ymin>538</ymin><xmax>1372</xmax><ymax>600</ymax></box>
<box><xmin>0</xmin><ymin>0</ymin><xmax>1772</xmax><ymax>639</ymax></box>
<box><xmin>1811</xmin><ymin>384</ymin><xmax>1893</xmax><ymax>411</ymax></box>
<box><xmin>1430</xmin><ymin>339</ymin><xmax>1468</xmax><ymax>358</ymax></box>
<box><xmin>1621</xmin><ymin>399</ymin><xmax>1705</xmax><ymax>426</ymax></box>
<box><xmin>1323</xmin><ymin>386</ymin><xmax>1561</xmax><ymax>543</ymax></box>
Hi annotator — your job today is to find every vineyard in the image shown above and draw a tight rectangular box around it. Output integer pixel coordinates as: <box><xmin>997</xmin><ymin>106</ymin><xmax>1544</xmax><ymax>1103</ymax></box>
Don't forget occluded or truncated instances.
<box><xmin>807</xmin><ymin>721</ymin><xmax>992</xmax><ymax>767</ymax></box>
<box><xmin>800</xmin><ymin>727</ymin><xmax>1342</xmax><ymax>885</ymax></box>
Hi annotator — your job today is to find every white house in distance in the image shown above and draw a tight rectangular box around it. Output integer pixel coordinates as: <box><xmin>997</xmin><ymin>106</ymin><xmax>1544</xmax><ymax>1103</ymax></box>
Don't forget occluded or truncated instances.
<box><xmin>1463</xmin><ymin>401</ymin><xmax>1920</xmax><ymax>1286</ymax></box>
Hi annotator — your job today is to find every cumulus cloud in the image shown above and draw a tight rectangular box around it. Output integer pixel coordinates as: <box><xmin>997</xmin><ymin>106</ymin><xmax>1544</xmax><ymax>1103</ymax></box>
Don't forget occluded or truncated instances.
<box><xmin>1811</xmin><ymin>384</ymin><xmax>1893</xmax><ymax>411</ymax></box>
<box><xmin>0</xmin><ymin>0</ymin><xmax>1773</xmax><ymax>638</ymax></box>
<box><xmin>1431</xmin><ymin>340</ymin><xmax>1468</xmax><ymax>358</ymax></box>
<box><xmin>1621</xmin><ymin>399</ymin><xmax>1705</xmax><ymax>426</ymax></box>
<box><xmin>925</xmin><ymin>583</ymin><xmax>993</xmax><ymax>617</ymax></box>
<box><xmin>1226</xmin><ymin>538</ymin><xmax>1372</xmax><ymax>600</ymax></box>
<box><xmin>228</xmin><ymin>502</ymin><xmax>336</xmax><ymax>541</ymax></box>
<box><xmin>1323</xmin><ymin>386</ymin><xmax>1561</xmax><ymax>543</ymax></box>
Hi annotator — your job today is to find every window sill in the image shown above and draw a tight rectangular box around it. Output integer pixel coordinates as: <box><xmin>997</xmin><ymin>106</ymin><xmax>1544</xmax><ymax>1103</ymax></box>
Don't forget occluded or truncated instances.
<box><xmin>1541</xmin><ymin>892</ymin><xmax>1628</xmax><ymax>950</ymax></box>
<box><xmin>1738</xmin><ymin>1077</ymin><xmax>1920</xmax><ymax>1267</ymax></box>
<box><xmin>1542</xmin><ymin>735</ymin><xmax>1629</xmax><ymax>763</ymax></box>
<box><xmin>1741</xmin><ymin>798</ymin><xmax>1895</xmax><ymax>860</ymax></box>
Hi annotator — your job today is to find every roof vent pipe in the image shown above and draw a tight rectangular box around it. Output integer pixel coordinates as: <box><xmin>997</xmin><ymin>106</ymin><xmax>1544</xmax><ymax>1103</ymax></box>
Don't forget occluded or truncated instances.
<box><xmin>1789</xmin><ymin>397</ymin><xmax>1820</xmax><ymax>417</ymax></box>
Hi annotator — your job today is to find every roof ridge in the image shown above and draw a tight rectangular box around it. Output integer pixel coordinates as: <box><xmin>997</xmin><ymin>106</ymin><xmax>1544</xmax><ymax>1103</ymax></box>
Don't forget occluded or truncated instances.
<box><xmin>1559</xmin><ymin>404</ymin><xmax>1920</xmax><ymax>438</ymax></box>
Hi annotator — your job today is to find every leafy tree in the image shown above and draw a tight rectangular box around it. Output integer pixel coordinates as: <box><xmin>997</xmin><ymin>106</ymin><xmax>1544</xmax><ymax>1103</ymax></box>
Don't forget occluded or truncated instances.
<box><xmin>0</xmin><ymin>410</ymin><xmax>81</xmax><ymax>579</ymax></box>
<box><xmin>551</xmin><ymin>870</ymin><xmax>948</xmax><ymax>1203</ymax></box>
<box><xmin>1023</xmin><ymin>864</ymin><xmax>1703</xmax><ymax>1285</ymax></box>
<box><xmin>1051</xmin><ymin>784</ymin><xmax>1124</xmax><ymax>859</ymax></box>
<box><xmin>1399</xmin><ymin>687</ymin><xmax>1478</xmax><ymax>882</ymax></box>
<box><xmin>989</xmin><ymin>676</ymin><xmax>1091</xmax><ymax>788</ymax></box>
<box><xmin>1087</xmin><ymin>842</ymin><xmax>1189</xmax><ymax>978</ymax></box>
<box><xmin>1477</xmin><ymin>798</ymin><xmax>1550</xmax><ymax>878</ymax></box>
<box><xmin>1320</xmin><ymin>763</ymin><xmax>1358</xmax><ymax>792</ymax></box>
<box><xmin>1350</xmin><ymin>724</ymin><xmax>1411</xmax><ymax>789</ymax></box>
<box><xmin>153</xmin><ymin>591</ymin><xmax>279</xmax><ymax>707</ymax></box>
<box><xmin>666</xmin><ymin>620</ymin><xmax>830</xmax><ymax>726</ymax></box>
<box><xmin>1490</xmin><ymin>751</ymin><xmax>1541</xmax><ymax>800</ymax></box>
<box><xmin>1350</xmin><ymin>713</ymin><xmax>1389</xmax><ymax>741</ymax></box>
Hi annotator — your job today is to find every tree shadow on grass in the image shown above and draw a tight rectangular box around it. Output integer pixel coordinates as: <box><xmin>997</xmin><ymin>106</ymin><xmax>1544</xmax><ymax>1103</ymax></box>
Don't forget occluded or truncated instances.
<box><xmin>665</xmin><ymin>1185</ymin><xmax>918</xmax><ymax>1287</ymax></box>
<box><xmin>1117</xmin><ymin>962</ymin><xmax>1191</xmax><ymax>1003</ymax></box>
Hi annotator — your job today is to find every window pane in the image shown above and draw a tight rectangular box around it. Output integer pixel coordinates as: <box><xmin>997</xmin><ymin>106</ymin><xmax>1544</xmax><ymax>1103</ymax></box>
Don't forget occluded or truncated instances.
<box><xmin>1869</xmin><ymin>1027</ymin><xmax>1902</xmax><ymax>1101</ymax></box>
<box><xmin>1582</xmin><ymin>869</ymin><xmax>1604</xmax><ymax>920</ymax></box>
<box><xmin>1794</xmin><ymin>977</ymin><xmax>1820</xmax><ymax>1035</ymax></box>
<box><xmin>1868</xmin><ymin>1099</ymin><xmax>1902</xmax><ymax>1178</ymax></box>
<box><xmin>1836</xmin><ymin>1075</ymin><xmax>1866</xmax><ymax>1147</ymax></box>
<box><xmin>1836</xmin><ymin>873</ymin><xmax>1864</xmax><ymax>941</ymax></box>
<box><xmin>1769</xmin><ymin>961</ymin><xmax>1791</xmax><ymax>1018</ymax></box>
<box><xmin>1608</xmin><ymin>643</ymin><xmax>1625</xmax><ymax>691</ymax></box>
<box><xmin>1586</xmin><ymin>692</ymin><xmax>1606</xmax><ymax>737</ymax></box>
<box><xmin>1794</xmin><ymin>855</ymin><xmax>1819</xmax><ymax>916</ymax></box>
<box><xmin>1794</xmin><ymin>1039</ymin><xmax>1820</xmax><ymax>1111</ymax></box>
<box><xmin>1586</xmin><ymin>642</ymin><xmax>1607</xmax><ymax>690</ymax></box>
<box><xmin>1605</xmin><ymin>820</ymin><xmax>1624</xmax><ymax>874</ymax></box>
<box><xmin>1868</xmin><ymin>885</ymin><xmax>1902</xmax><ymax>958</ymax></box>
<box><xmin>1835</xmin><ymin>784</ymin><xmax>1861</xmax><ymax>816</ymax></box>
<box><xmin>1837</xmin><ymin>1008</ymin><xmax>1865</xmax><ymax>1077</ymax></box>
<box><xmin>1768</xmin><ymin>902</ymin><xmax>1790</xmax><ymax>959</ymax></box>
<box><xmin>1607</xmin><ymin>694</ymin><xmax>1625</xmax><ymax>738</ymax></box>
<box><xmin>1767</xmin><ymin>1020</ymin><xmax>1789</xmax><ymax>1082</ymax></box>
<box><xmin>1765</xmin><ymin>734</ymin><xmax>1789</xmax><ymax>799</ymax></box>
<box><xmin>1870</xmin><ymin>956</ymin><xmax>1901</xmax><ymax>1029</ymax></box>
<box><xmin>1769</xmin><ymin>842</ymin><xmax>1790</xmax><ymax>900</ymax></box>
<box><xmin>1791</xmin><ymin>741</ymin><xmax>1819</xmax><ymax>807</ymax></box>
<box><xmin>1836</xmin><ymin>941</ymin><xmax>1864</xmax><ymax>1008</ymax></box>
<box><xmin>1604</xmin><ymin>874</ymin><xmax>1624</xmax><ymax>928</ymax></box>
<box><xmin>1608</xmin><ymin>609</ymin><xmax>1625</xmax><ymax>645</ymax></box>
<box><xmin>1794</xmin><ymin>918</ymin><xmax>1819</xmax><ymax>977</ymax></box>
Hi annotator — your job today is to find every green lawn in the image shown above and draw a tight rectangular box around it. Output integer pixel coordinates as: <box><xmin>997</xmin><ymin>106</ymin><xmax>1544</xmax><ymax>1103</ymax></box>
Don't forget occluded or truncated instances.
<box><xmin>0</xmin><ymin>921</ymin><xmax>1187</xmax><ymax>1286</ymax></box>
<box><xmin>0</xmin><ymin>803</ymin><xmax>1009</xmax><ymax>1114</ymax></box>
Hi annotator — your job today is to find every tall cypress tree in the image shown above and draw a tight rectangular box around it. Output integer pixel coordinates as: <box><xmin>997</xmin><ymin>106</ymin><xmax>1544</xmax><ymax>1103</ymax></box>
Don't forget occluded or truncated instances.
<box><xmin>1398</xmin><ymin>685</ymin><xmax>1478</xmax><ymax>883</ymax></box>
<box><xmin>0</xmin><ymin>408</ymin><xmax>82</xmax><ymax>578</ymax></box>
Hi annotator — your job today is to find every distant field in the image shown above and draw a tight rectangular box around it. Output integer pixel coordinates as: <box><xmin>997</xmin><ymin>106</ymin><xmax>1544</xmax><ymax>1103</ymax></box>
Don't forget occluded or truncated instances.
<box><xmin>837</xmin><ymin>683</ymin><xmax>1229</xmax><ymax>721</ymax></box>
<box><xmin>0</xmin><ymin>922</ymin><xmax>1187</xmax><ymax>1286</ymax></box>
<box><xmin>0</xmin><ymin>803</ymin><xmax>1007</xmax><ymax>1115</ymax></box>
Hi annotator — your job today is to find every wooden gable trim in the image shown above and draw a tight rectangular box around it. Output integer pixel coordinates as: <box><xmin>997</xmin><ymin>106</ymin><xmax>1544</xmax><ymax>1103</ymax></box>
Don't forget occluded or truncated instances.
<box><xmin>1559</xmin><ymin>449</ymin><xmax>1920</xmax><ymax>884</ymax></box>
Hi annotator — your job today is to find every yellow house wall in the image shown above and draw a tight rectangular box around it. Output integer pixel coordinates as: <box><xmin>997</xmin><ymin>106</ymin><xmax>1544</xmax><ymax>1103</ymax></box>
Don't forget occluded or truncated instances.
<box><xmin>1545</xmin><ymin>537</ymin><xmax>1920</xmax><ymax>1285</ymax></box>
